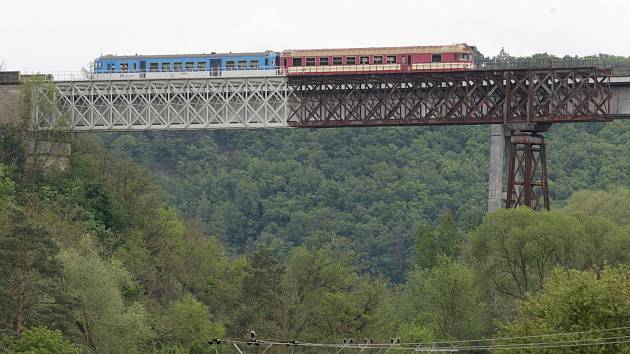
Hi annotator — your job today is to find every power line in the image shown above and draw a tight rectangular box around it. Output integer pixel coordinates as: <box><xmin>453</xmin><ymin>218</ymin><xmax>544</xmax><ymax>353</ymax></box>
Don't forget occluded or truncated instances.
<box><xmin>397</xmin><ymin>325</ymin><xmax>630</xmax><ymax>346</ymax></box>
<box><xmin>212</xmin><ymin>326</ymin><xmax>630</xmax><ymax>352</ymax></box>
<box><xmin>465</xmin><ymin>338</ymin><xmax>630</xmax><ymax>351</ymax></box>
<box><xmin>216</xmin><ymin>334</ymin><xmax>630</xmax><ymax>352</ymax></box>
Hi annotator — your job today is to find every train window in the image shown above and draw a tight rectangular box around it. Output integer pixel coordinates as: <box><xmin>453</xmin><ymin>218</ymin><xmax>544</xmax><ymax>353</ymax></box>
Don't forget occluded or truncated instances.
<box><xmin>149</xmin><ymin>63</ymin><xmax>158</xmax><ymax>72</ymax></box>
<box><xmin>387</xmin><ymin>56</ymin><xmax>396</xmax><ymax>64</ymax></box>
<box><xmin>185</xmin><ymin>62</ymin><xmax>195</xmax><ymax>71</ymax></box>
<box><xmin>250</xmin><ymin>60</ymin><xmax>259</xmax><ymax>69</ymax></box>
<box><xmin>432</xmin><ymin>54</ymin><xmax>442</xmax><ymax>63</ymax></box>
<box><xmin>120</xmin><ymin>63</ymin><xmax>128</xmax><ymax>72</ymax></box>
<box><xmin>238</xmin><ymin>60</ymin><xmax>247</xmax><ymax>69</ymax></box>
<box><xmin>173</xmin><ymin>62</ymin><xmax>182</xmax><ymax>71</ymax></box>
<box><xmin>373</xmin><ymin>56</ymin><xmax>383</xmax><ymax>64</ymax></box>
<box><xmin>306</xmin><ymin>57</ymin><xmax>316</xmax><ymax>66</ymax></box>
<box><xmin>333</xmin><ymin>57</ymin><xmax>342</xmax><ymax>65</ymax></box>
<box><xmin>319</xmin><ymin>57</ymin><xmax>329</xmax><ymax>65</ymax></box>
<box><xmin>360</xmin><ymin>56</ymin><xmax>369</xmax><ymax>65</ymax></box>
<box><xmin>459</xmin><ymin>53</ymin><xmax>471</xmax><ymax>61</ymax></box>
<box><xmin>197</xmin><ymin>62</ymin><xmax>206</xmax><ymax>71</ymax></box>
<box><xmin>226</xmin><ymin>61</ymin><xmax>235</xmax><ymax>69</ymax></box>
<box><xmin>162</xmin><ymin>63</ymin><xmax>171</xmax><ymax>71</ymax></box>
<box><xmin>292</xmin><ymin>58</ymin><xmax>302</xmax><ymax>66</ymax></box>
<box><xmin>107</xmin><ymin>63</ymin><xmax>113</xmax><ymax>71</ymax></box>
<box><xmin>346</xmin><ymin>56</ymin><xmax>356</xmax><ymax>65</ymax></box>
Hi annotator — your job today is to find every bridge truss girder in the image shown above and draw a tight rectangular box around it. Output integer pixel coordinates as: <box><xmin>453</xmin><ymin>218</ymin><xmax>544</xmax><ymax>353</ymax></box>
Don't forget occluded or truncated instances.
<box><xmin>33</xmin><ymin>77</ymin><xmax>289</xmax><ymax>131</ymax></box>
<box><xmin>33</xmin><ymin>68</ymin><xmax>610</xmax><ymax>131</ymax></box>
<box><xmin>286</xmin><ymin>68</ymin><xmax>611</xmax><ymax>127</ymax></box>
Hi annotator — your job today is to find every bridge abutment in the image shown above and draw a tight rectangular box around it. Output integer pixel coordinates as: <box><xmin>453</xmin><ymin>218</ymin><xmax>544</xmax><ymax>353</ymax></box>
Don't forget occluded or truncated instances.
<box><xmin>0</xmin><ymin>72</ymin><xmax>22</xmax><ymax>125</ymax></box>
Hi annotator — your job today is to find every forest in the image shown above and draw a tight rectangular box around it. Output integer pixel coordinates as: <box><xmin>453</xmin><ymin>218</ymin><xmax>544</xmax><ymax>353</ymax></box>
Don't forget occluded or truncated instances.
<box><xmin>0</xmin><ymin>65</ymin><xmax>629</xmax><ymax>353</ymax></box>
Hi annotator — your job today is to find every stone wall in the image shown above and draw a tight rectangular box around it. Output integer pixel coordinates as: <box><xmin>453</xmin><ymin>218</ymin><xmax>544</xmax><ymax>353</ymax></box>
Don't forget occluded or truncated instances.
<box><xmin>0</xmin><ymin>83</ymin><xmax>22</xmax><ymax>125</ymax></box>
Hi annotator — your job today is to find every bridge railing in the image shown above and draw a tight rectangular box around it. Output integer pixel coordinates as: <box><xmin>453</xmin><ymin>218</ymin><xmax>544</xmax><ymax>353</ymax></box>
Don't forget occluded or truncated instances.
<box><xmin>479</xmin><ymin>58</ymin><xmax>630</xmax><ymax>74</ymax></box>
<box><xmin>36</xmin><ymin>59</ymin><xmax>630</xmax><ymax>82</ymax></box>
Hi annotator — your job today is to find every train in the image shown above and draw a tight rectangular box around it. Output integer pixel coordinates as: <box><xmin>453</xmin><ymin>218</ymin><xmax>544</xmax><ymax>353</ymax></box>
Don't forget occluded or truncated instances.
<box><xmin>94</xmin><ymin>51</ymin><xmax>279</xmax><ymax>79</ymax></box>
<box><xmin>93</xmin><ymin>44</ymin><xmax>475</xmax><ymax>79</ymax></box>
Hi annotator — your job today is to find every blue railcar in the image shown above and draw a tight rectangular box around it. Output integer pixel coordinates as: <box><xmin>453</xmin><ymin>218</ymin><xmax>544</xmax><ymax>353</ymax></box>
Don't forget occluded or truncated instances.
<box><xmin>93</xmin><ymin>51</ymin><xmax>280</xmax><ymax>78</ymax></box>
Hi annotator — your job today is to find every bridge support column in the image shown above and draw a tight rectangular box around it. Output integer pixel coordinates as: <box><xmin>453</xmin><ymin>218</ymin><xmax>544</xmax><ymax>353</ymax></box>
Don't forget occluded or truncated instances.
<box><xmin>506</xmin><ymin>132</ymin><xmax>550</xmax><ymax>211</ymax></box>
<box><xmin>487</xmin><ymin>124</ymin><xmax>507</xmax><ymax>212</ymax></box>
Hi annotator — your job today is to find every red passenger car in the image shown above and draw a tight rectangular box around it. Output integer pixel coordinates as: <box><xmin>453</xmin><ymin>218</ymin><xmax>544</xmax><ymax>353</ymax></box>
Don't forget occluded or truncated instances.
<box><xmin>280</xmin><ymin>44</ymin><xmax>475</xmax><ymax>75</ymax></box>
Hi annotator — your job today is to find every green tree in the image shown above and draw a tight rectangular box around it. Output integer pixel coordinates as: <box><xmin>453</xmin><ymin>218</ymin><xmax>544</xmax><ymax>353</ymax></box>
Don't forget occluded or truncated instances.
<box><xmin>233</xmin><ymin>246</ymin><xmax>282</xmax><ymax>337</ymax></box>
<box><xmin>415</xmin><ymin>212</ymin><xmax>463</xmax><ymax>269</ymax></box>
<box><xmin>497</xmin><ymin>266</ymin><xmax>630</xmax><ymax>353</ymax></box>
<box><xmin>470</xmin><ymin>208</ymin><xmax>584</xmax><ymax>301</ymax></box>
<box><xmin>0</xmin><ymin>204</ymin><xmax>62</xmax><ymax>335</ymax></box>
<box><xmin>564</xmin><ymin>187</ymin><xmax>630</xmax><ymax>226</ymax></box>
<box><xmin>0</xmin><ymin>164</ymin><xmax>16</xmax><ymax>207</ymax></box>
<box><xmin>9</xmin><ymin>326</ymin><xmax>80</xmax><ymax>354</ymax></box>
<box><xmin>424</xmin><ymin>258</ymin><xmax>487</xmax><ymax>339</ymax></box>
<box><xmin>397</xmin><ymin>269</ymin><xmax>435</xmax><ymax>343</ymax></box>
<box><xmin>114</xmin><ymin>207</ymin><xmax>186</xmax><ymax>303</ymax></box>
<box><xmin>311</xmin><ymin>276</ymin><xmax>394</xmax><ymax>341</ymax></box>
<box><xmin>278</xmin><ymin>244</ymin><xmax>353</xmax><ymax>341</ymax></box>
<box><xmin>0</xmin><ymin>125</ymin><xmax>26</xmax><ymax>169</ymax></box>
<box><xmin>576</xmin><ymin>215</ymin><xmax>630</xmax><ymax>276</ymax></box>
<box><xmin>159</xmin><ymin>295</ymin><xmax>224</xmax><ymax>354</ymax></box>
<box><xmin>180</xmin><ymin>224</ymin><xmax>244</xmax><ymax>326</ymax></box>
<box><xmin>60</xmin><ymin>236</ymin><xmax>153</xmax><ymax>353</ymax></box>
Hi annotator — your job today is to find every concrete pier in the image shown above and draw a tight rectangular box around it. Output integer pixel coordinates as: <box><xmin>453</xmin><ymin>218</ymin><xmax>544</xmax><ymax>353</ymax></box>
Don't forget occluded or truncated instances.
<box><xmin>488</xmin><ymin>124</ymin><xmax>506</xmax><ymax>212</ymax></box>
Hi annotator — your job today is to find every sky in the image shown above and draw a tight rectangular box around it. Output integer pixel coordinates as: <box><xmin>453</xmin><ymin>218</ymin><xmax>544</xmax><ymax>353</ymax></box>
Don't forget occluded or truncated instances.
<box><xmin>1</xmin><ymin>0</ymin><xmax>629</xmax><ymax>73</ymax></box>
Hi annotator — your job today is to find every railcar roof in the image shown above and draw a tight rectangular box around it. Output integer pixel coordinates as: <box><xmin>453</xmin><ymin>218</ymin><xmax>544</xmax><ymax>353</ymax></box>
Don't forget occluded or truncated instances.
<box><xmin>96</xmin><ymin>51</ymin><xmax>277</xmax><ymax>61</ymax></box>
<box><xmin>282</xmin><ymin>44</ymin><xmax>475</xmax><ymax>57</ymax></box>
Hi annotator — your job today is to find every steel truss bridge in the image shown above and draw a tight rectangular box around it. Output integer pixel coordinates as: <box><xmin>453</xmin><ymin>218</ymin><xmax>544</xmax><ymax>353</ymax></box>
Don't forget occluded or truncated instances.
<box><xmin>31</xmin><ymin>67</ymin><xmax>613</xmax><ymax>210</ymax></box>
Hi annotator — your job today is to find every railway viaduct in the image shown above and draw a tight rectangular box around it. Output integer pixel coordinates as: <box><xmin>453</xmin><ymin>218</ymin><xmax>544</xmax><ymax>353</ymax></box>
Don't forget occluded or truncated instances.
<box><xmin>1</xmin><ymin>68</ymin><xmax>629</xmax><ymax>211</ymax></box>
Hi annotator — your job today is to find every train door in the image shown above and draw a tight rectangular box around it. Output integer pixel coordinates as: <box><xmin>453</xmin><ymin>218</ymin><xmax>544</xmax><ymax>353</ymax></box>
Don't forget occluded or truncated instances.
<box><xmin>139</xmin><ymin>60</ymin><xmax>146</xmax><ymax>72</ymax></box>
<box><xmin>402</xmin><ymin>55</ymin><xmax>411</xmax><ymax>72</ymax></box>
<box><xmin>210</xmin><ymin>59</ymin><xmax>221</xmax><ymax>76</ymax></box>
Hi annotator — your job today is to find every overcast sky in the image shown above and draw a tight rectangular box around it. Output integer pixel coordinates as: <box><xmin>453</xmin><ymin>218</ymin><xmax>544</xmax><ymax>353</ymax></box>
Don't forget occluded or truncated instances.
<box><xmin>1</xmin><ymin>0</ymin><xmax>628</xmax><ymax>72</ymax></box>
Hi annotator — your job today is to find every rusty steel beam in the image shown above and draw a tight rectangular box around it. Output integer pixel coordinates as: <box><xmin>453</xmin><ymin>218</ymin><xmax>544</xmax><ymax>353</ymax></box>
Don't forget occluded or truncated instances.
<box><xmin>506</xmin><ymin>132</ymin><xmax>550</xmax><ymax>211</ymax></box>
<box><xmin>286</xmin><ymin>68</ymin><xmax>611</xmax><ymax>127</ymax></box>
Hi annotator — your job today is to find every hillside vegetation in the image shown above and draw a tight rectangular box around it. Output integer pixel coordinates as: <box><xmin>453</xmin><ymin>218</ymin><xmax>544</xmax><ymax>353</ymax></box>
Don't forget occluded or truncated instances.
<box><xmin>101</xmin><ymin>120</ymin><xmax>630</xmax><ymax>281</ymax></box>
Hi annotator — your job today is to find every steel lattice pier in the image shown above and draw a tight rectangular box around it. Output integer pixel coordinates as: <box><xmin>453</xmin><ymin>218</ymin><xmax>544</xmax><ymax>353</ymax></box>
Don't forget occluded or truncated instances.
<box><xmin>506</xmin><ymin>133</ymin><xmax>550</xmax><ymax>210</ymax></box>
